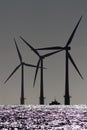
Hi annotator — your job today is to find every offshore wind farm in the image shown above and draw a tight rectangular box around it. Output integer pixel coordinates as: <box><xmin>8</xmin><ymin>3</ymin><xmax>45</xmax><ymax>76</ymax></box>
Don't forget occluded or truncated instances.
<box><xmin>3</xmin><ymin>16</ymin><xmax>83</xmax><ymax>105</ymax></box>
<box><xmin>0</xmin><ymin>1</ymin><xmax>87</xmax><ymax>129</ymax></box>
<box><xmin>0</xmin><ymin>1</ymin><xmax>87</xmax><ymax>105</ymax></box>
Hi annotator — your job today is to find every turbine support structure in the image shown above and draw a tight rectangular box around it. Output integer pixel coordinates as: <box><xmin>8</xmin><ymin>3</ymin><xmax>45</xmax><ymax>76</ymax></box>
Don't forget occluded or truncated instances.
<box><xmin>64</xmin><ymin>49</ymin><xmax>71</xmax><ymax>105</ymax></box>
<box><xmin>20</xmin><ymin>64</ymin><xmax>25</xmax><ymax>105</ymax></box>
<box><xmin>40</xmin><ymin>59</ymin><xmax>44</xmax><ymax>104</ymax></box>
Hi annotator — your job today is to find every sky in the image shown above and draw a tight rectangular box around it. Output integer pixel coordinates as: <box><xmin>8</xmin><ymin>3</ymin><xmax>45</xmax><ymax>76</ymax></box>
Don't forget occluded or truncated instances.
<box><xmin>0</xmin><ymin>0</ymin><xmax>87</xmax><ymax>105</ymax></box>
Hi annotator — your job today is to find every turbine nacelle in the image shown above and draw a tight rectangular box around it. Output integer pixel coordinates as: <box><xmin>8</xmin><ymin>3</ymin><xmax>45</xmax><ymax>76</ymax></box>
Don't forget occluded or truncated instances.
<box><xmin>64</xmin><ymin>46</ymin><xmax>71</xmax><ymax>50</ymax></box>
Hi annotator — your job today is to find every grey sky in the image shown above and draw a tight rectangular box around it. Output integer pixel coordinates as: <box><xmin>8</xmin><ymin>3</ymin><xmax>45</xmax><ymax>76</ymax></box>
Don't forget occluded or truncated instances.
<box><xmin>0</xmin><ymin>0</ymin><xmax>87</xmax><ymax>105</ymax></box>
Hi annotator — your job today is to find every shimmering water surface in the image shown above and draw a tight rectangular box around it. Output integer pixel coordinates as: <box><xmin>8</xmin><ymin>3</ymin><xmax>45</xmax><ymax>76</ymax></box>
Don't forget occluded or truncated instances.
<box><xmin>0</xmin><ymin>105</ymin><xmax>87</xmax><ymax>129</ymax></box>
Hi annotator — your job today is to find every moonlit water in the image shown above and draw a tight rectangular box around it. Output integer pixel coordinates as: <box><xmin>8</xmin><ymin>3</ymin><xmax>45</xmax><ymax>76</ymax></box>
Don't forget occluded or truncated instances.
<box><xmin>0</xmin><ymin>105</ymin><xmax>87</xmax><ymax>129</ymax></box>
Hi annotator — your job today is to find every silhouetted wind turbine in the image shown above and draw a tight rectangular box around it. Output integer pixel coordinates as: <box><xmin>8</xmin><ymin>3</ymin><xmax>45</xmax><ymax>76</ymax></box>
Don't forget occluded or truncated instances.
<box><xmin>4</xmin><ymin>39</ymin><xmax>39</xmax><ymax>105</ymax></box>
<box><xmin>20</xmin><ymin>36</ymin><xmax>62</xmax><ymax>104</ymax></box>
<box><xmin>34</xmin><ymin>16</ymin><xmax>83</xmax><ymax>105</ymax></box>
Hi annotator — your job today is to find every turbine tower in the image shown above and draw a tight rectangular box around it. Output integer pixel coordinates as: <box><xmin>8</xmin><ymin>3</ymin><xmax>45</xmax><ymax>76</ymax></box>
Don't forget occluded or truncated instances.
<box><xmin>4</xmin><ymin>39</ymin><xmax>39</xmax><ymax>105</ymax></box>
<box><xmin>20</xmin><ymin>36</ymin><xmax>61</xmax><ymax>104</ymax></box>
<box><xmin>34</xmin><ymin>16</ymin><xmax>83</xmax><ymax>105</ymax></box>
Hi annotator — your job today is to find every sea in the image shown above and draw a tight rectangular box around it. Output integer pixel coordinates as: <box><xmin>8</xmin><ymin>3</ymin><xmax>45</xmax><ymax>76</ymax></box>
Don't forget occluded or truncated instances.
<box><xmin>0</xmin><ymin>105</ymin><xmax>87</xmax><ymax>129</ymax></box>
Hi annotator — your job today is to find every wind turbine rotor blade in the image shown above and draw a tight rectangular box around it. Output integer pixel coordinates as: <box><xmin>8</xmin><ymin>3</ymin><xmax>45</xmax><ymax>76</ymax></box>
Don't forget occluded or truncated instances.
<box><xmin>66</xmin><ymin>16</ymin><xmax>83</xmax><ymax>47</ymax></box>
<box><xmin>33</xmin><ymin>59</ymin><xmax>40</xmax><ymax>87</ymax></box>
<box><xmin>23</xmin><ymin>62</ymin><xmax>46</xmax><ymax>69</ymax></box>
<box><xmin>68</xmin><ymin>52</ymin><xmax>83</xmax><ymax>80</ymax></box>
<box><xmin>43</xmin><ymin>49</ymin><xmax>63</xmax><ymax>58</ymax></box>
<box><xmin>35</xmin><ymin>46</ymin><xmax>64</xmax><ymax>50</ymax></box>
<box><xmin>4</xmin><ymin>64</ymin><xmax>21</xmax><ymax>84</ymax></box>
<box><xmin>20</xmin><ymin>36</ymin><xmax>40</xmax><ymax>57</ymax></box>
<box><xmin>23</xmin><ymin>63</ymin><xmax>37</xmax><ymax>68</ymax></box>
<box><xmin>14</xmin><ymin>38</ymin><xmax>22</xmax><ymax>63</ymax></box>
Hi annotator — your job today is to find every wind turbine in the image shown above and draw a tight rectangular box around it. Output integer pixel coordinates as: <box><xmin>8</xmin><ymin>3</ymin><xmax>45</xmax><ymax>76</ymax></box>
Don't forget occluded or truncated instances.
<box><xmin>4</xmin><ymin>39</ymin><xmax>40</xmax><ymax>105</ymax></box>
<box><xmin>34</xmin><ymin>16</ymin><xmax>83</xmax><ymax>105</ymax></box>
<box><xmin>20</xmin><ymin>36</ymin><xmax>62</xmax><ymax>104</ymax></box>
